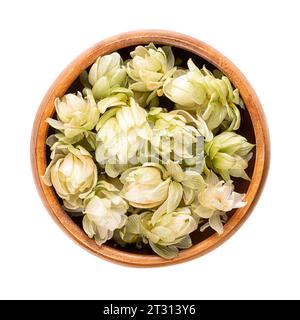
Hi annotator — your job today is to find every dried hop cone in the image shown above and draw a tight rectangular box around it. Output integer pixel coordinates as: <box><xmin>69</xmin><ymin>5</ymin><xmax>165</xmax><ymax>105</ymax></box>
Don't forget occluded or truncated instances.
<box><xmin>163</xmin><ymin>59</ymin><xmax>244</xmax><ymax>131</ymax></box>
<box><xmin>205</xmin><ymin>131</ymin><xmax>254</xmax><ymax>181</ymax></box>
<box><xmin>42</xmin><ymin>143</ymin><xmax>97</xmax><ymax>210</ymax></box>
<box><xmin>88</xmin><ymin>52</ymin><xmax>127</xmax><ymax>100</ymax></box>
<box><xmin>46</xmin><ymin>89</ymin><xmax>99</xmax><ymax>140</ymax></box>
<box><xmin>126</xmin><ymin>43</ymin><xmax>176</xmax><ymax>106</ymax></box>
<box><xmin>140</xmin><ymin>207</ymin><xmax>198</xmax><ymax>259</ymax></box>
<box><xmin>191</xmin><ymin>171</ymin><xmax>246</xmax><ymax>234</ymax></box>
<box><xmin>95</xmin><ymin>98</ymin><xmax>152</xmax><ymax>174</ymax></box>
<box><xmin>82</xmin><ymin>181</ymin><xmax>128</xmax><ymax>245</ymax></box>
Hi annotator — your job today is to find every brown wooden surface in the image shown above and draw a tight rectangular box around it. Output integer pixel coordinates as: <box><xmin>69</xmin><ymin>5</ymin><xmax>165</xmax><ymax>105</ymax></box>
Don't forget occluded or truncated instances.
<box><xmin>31</xmin><ymin>30</ymin><xmax>270</xmax><ymax>267</ymax></box>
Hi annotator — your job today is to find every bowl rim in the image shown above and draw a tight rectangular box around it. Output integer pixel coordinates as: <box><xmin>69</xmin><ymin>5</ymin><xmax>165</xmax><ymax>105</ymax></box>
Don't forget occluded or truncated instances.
<box><xmin>31</xmin><ymin>29</ymin><xmax>270</xmax><ymax>267</ymax></box>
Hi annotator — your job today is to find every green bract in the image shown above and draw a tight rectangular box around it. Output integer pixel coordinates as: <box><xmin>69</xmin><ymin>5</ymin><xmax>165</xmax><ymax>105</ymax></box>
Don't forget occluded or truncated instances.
<box><xmin>163</xmin><ymin>59</ymin><xmax>244</xmax><ymax>131</ymax></box>
<box><xmin>42</xmin><ymin>43</ymin><xmax>254</xmax><ymax>259</ymax></box>
<box><xmin>97</xmin><ymin>87</ymin><xmax>133</xmax><ymax>114</ymax></box>
<box><xmin>42</xmin><ymin>143</ymin><xmax>97</xmax><ymax>210</ymax></box>
<box><xmin>205</xmin><ymin>131</ymin><xmax>254</xmax><ymax>180</ymax></box>
<box><xmin>127</xmin><ymin>43</ymin><xmax>176</xmax><ymax>106</ymax></box>
<box><xmin>46</xmin><ymin>131</ymin><xmax>97</xmax><ymax>151</ymax></box>
<box><xmin>83</xmin><ymin>181</ymin><xmax>128</xmax><ymax>245</ymax></box>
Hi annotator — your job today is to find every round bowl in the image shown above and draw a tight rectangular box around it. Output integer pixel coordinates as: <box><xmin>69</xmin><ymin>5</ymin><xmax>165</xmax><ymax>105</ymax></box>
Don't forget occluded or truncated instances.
<box><xmin>31</xmin><ymin>30</ymin><xmax>270</xmax><ymax>267</ymax></box>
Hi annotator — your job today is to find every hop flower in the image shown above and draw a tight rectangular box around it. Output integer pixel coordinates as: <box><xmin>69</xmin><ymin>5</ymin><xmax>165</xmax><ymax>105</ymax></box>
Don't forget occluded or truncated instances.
<box><xmin>126</xmin><ymin>43</ymin><xmax>176</xmax><ymax>106</ymax></box>
<box><xmin>95</xmin><ymin>98</ymin><xmax>152</xmax><ymax>174</ymax></box>
<box><xmin>191</xmin><ymin>171</ymin><xmax>246</xmax><ymax>234</ymax></box>
<box><xmin>120</xmin><ymin>166</ymin><xmax>171</xmax><ymax>209</ymax></box>
<box><xmin>163</xmin><ymin>59</ymin><xmax>244</xmax><ymax>130</ymax></box>
<box><xmin>82</xmin><ymin>181</ymin><xmax>128</xmax><ymax>245</ymax></box>
<box><xmin>88</xmin><ymin>52</ymin><xmax>127</xmax><ymax>100</ymax></box>
<box><xmin>46</xmin><ymin>89</ymin><xmax>99</xmax><ymax>139</ymax></box>
<box><xmin>120</xmin><ymin>161</ymin><xmax>204</xmax><ymax>224</ymax></box>
<box><xmin>42</xmin><ymin>144</ymin><xmax>97</xmax><ymax>210</ymax></box>
<box><xmin>163</xmin><ymin>69</ymin><xmax>203</xmax><ymax>109</ymax></box>
<box><xmin>118</xmin><ymin>207</ymin><xmax>198</xmax><ymax>258</ymax></box>
<box><xmin>205</xmin><ymin>131</ymin><xmax>254</xmax><ymax>180</ymax></box>
<box><xmin>140</xmin><ymin>207</ymin><xmax>197</xmax><ymax>259</ymax></box>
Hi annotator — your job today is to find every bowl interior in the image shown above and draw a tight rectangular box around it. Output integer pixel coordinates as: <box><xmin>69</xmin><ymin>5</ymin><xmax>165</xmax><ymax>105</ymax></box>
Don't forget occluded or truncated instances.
<box><xmin>46</xmin><ymin>44</ymin><xmax>256</xmax><ymax>256</ymax></box>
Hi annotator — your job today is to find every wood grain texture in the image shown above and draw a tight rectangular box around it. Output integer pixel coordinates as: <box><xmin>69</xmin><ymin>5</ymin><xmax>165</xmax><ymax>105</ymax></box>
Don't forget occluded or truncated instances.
<box><xmin>31</xmin><ymin>30</ymin><xmax>270</xmax><ymax>267</ymax></box>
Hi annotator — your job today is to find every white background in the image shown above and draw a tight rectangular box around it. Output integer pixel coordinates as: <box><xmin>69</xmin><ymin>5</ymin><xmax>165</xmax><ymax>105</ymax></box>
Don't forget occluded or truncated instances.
<box><xmin>0</xmin><ymin>0</ymin><xmax>299</xmax><ymax>300</ymax></box>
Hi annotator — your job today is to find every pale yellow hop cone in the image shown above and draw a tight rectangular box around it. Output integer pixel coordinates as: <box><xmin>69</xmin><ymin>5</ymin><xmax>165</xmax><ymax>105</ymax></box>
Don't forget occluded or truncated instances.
<box><xmin>95</xmin><ymin>98</ymin><xmax>152</xmax><ymax>176</ymax></box>
<box><xmin>120</xmin><ymin>161</ymin><xmax>204</xmax><ymax>225</ymax></box>
<box><xmin>140</xmin><ymin>207</ymin><xmax>197</xmax><ymax>259</ymax></box>
<box><xmin>42</xmin><ymin>143</ymin><xmax>97</xmax><ymax>210</ymax></box>
<box><xmin>46</xmin><ymin>89</ymin><xmax>99</xmax><ymax>140</ymax></box>
<box><xmin>88</xmin><ymin>52</ymin><xmax>127</xmax><ymax>100</ymax></box>
<box><xmin>191</xmin><ymin>171</ymin><xmax>246</xmax><ymax>234</ymax></box>
<box><xmin>82</xmin><ymin>181</ymin><xmax>129</xmax><ymax>245</ymax></box>
<box><xmin>205</xmin><ymin>131</ymin><xmax>254</xmax><ymax>181</ymax></box>
<box><xmin>163</xmin><ymin>59</ymin><xmax>244</xmax><ymax>131</ymax></box>
<box><xmin>127</xmin><ymin>43</ymin><xmax>176</xmax><ymax>106</ymax></box>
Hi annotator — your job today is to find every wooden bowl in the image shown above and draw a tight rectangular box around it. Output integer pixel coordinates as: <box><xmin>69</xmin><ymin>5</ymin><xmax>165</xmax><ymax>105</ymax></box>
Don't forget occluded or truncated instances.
<box><xmin>31</xmin><ymin>30</ymin><xmax>270</xmax><ymax>267</ymax></box>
